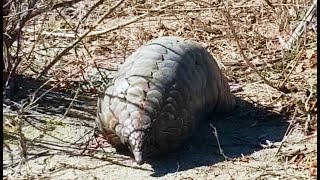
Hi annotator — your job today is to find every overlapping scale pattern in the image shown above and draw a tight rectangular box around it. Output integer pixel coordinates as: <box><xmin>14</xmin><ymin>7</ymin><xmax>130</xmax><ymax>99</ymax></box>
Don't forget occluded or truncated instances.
<box><xmin>96</xmin><ymin>36</ymin><xmax>235</xmax><ymax>164</ymax></box>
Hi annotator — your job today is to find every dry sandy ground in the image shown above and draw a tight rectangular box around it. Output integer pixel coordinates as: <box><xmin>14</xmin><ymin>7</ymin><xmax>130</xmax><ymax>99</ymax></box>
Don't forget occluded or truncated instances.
<box><xmin>3</xmin><ymin>81</ymin><xmax>316</xmax><ymax>179</ymax></box>
<box><xmin>3</xmin><ymin>0</ymin><xmax>317</xmax><ymax>179</ymax></box>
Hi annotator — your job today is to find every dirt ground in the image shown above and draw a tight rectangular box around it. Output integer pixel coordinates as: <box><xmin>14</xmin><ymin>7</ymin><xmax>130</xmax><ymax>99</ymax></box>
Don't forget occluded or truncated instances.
<box><xmin>3</xmin><ymin>81</ymin><xmax>317</xmax><ymax>179</ymax></box>
<box><xmin>3</xmin><ymin>0</ymin><xmax>317</xmax><ymax>179</ymax></box>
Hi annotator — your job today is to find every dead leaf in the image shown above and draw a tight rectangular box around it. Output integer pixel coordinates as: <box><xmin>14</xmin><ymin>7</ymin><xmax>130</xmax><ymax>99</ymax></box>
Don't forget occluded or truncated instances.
<box><xmin>306</xmin><ymin>49</ymin><xmax>315</xmax><ymax>60</ymax></box>
<box><xmin>295</xmin><ymin>63</ymin><xmax>304</xmax><ymax>73</ymax></box>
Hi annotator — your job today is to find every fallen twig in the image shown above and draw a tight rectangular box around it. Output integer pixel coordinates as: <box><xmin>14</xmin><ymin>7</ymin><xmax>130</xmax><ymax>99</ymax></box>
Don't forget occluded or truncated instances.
<box><xmin>262</xmin><ymin>0</ymin><xmax>276</xmax><ymax>12</ymax></box>
<box><xmin>36</xmin><ymin>0</ymin><xmax>125</xmax><ymax>79</ymax></box>
<box><xmin>304</xmin><ymin>86</ymin><xmax>314</xmax><ymax>134</ymax></box>
<box><xmin>210</xmin><ymin>123</ymin><xmax>230</xmax><ymax>160</ymax></box>
<box><xmin>278</xmin><ymin>47</ymin><xmax>304</xmax><ymax>90</ymax></box>
<box><xmin>285</xmin><ymin>0</ymin><xmax>317</xmax><ymax>49</ymax></box>
<box><xmin>222</xmin><ymin>3</ymin><xmax>279</xmax><ymax>92</ymax></box>
<box><xmin>26</xmin><ymin>1</ymin><xmax>188</xmax><ymax>38</ymax></box>
<box><xmin>62</xmin><ymin>87</ymin><xmax>80</xmax><ymax>119</ymax></box>
<box><xmin>275</xmin><ymin>106</ymin><xmax>298</xmax><ymax>156</ymax></box>
<box><xmin>36</xmin><ymin>0</ymin><xmax>187</xmax><ymax>79</ymax></box>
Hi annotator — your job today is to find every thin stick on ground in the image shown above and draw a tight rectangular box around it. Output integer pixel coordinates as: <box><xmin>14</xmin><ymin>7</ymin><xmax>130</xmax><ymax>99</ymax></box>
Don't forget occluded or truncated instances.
<box><xmin>74</xmin><ymin>0</ymin><xmax>105</xmax><ymax>32</ymax></box>
<box><xmin>24</xmin><ymin>12</ymin><xmax>150</xmax><ymax>38</ymax></box>
<box><xmin>36</xmin><ymin>0</ymin><xmax>125</xmax><ymax>79</ymax></box>
<box><xmin>210</xmin><ymin>123</ymin><xmax>230</xmax><ymax>160</ymax></box>
<box><xmin>285</xmin><ymin>0</ymin><xmax>317</xmax><ymax>49</ymax></box>
<box><xmin>278</xmin><ymin>47</ymin><xmax>304</xmax><ymax>89</ymax></box>
<box><xmin>62</xmin><ymin>87</ymin><xmax>80</xmax><ymax>120</ymax></box>
<box><xmin>221</xmin><ymin>3</ymin><xmax>283</xmax><ymax>93</ymax></box>
<box><xmin>26</xmin><ymin>66</ymin><xmax>87</xmax><ymax>112</ymax></box>
<box><xmin>262</xmin><ymin>0</ymin><xmax>276</xmax><ymax>12</ymax></box>
<box><xmin>78</xmin><ymin>129</ymin><xmax>96</xmax><ymax>155</ymax></box>
<box><xmin>36</xmin><ymin>0</ymin><xmax>188</xmax><ymax>79</ymax></box>
<box><xmin>304</xmin><ymin>86</ymin><xmax>314</xmax><ymax>134</ymax></box>
<box><xmin>275</xmin><ymin>106</ymin><xmax>298</xmax><ymax>156</ymax></box>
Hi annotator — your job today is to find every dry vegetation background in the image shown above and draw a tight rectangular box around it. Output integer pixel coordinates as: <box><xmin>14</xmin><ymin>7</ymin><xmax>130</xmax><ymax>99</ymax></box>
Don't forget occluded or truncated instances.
<box><xmin>3</xmin><ymin>0</ymin><xmax>317</xmax><ymax>179</ymax></box>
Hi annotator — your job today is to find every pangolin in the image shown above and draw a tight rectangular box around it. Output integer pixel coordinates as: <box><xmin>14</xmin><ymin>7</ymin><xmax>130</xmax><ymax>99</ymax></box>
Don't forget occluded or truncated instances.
<box><xmin>96</xmin><ymin>36</ymin><xmax>235</xmax><ymax>164</ymax></box>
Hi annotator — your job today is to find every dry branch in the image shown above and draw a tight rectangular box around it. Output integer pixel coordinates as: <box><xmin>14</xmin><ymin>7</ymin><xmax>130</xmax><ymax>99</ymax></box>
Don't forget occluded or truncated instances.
<box><xmin>275</xmin><ymin>106</ymin><xmax>298</xmax><ymax>156</ymax></box>
<box><xmin>36</xmin><ymin>0</ymin><xmax>188</xmax><ymax>79</ymax></box>
<box><xmin>4</xmin><ymin>0</ymin><xmax>83</xmax><ymax>46</ymax></box>
<box><xmin>36</xmin><ymin>0</ymin><xmax>126</xmax><ymax>79</ymax></box>
<box><xmin>262</xmin><ymin>0</ymin><xmax>276</xmax><ymax>12</ymax></box>
<box><xmin>3</xmin><ymin>0</ymin><xmax>85</xmax><ymax>99</ymax></box>
<box><xmin>285</xmin><ymin>0</ymin><xmax>317</xmax><ymax>49</ymax></box>
<box><xmin>221</xmin><ymin>3</ymin><xmax>279</xmax><ymax>91</ymax></box>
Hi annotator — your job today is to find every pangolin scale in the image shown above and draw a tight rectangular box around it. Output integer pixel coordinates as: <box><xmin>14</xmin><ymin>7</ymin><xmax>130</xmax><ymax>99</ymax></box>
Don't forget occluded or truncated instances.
<box><xmin>96</xmin><ymin>36</ymin><xmax>235</xmax><ymax>164</ymax></box>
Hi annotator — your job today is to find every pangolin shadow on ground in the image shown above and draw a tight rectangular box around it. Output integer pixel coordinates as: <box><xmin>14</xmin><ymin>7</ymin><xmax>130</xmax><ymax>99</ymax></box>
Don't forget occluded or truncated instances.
<box><xmin>4</xmin><ymin>74</ymin><xmax>289</xmax><ymax>177</ymax></box>
<box><xmin>147</xmin><ymin>96</ymin><xmax>289</xmax><ymax>177</ymax></box>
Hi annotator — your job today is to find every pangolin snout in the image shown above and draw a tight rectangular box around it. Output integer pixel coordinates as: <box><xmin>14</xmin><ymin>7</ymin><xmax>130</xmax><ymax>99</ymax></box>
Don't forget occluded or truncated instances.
<box><xmin>129</xmin><ymin>131</ymin><xmax>146</xmax><ymax>164</ymax></box>
<box><xmin>132</xmin><ymin>150</ymin><xmax>144</xmax><ymax>165</ymax></box>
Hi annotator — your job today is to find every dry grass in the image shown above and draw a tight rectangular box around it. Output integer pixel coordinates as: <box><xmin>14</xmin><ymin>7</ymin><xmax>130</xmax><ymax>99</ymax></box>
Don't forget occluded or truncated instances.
<box><xmin>3</xmin><ymin>0</ymin><xmax>317</xmax><ymax>179</ymax></box>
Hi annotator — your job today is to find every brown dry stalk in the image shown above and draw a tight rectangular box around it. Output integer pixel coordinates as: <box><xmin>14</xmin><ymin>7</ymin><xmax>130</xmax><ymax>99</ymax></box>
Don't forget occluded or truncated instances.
<box><xmin>21</xmin><ymin>10</ymin><xmax>50</xmax><ymax>75</ymax></box>
<box><xmin>87</xmin><ymin>1</ymin><xmax>187</xmax><ymax>38</ymax></box>
<box><xmin>285</xmin><ymin>0</ymin><xmax>317</xmax><ymax>49</ymax></box>
<box><xmin>36</xmin><ymin>0</ymin><xmax>125</xmax><ymax>79</ymax></box>
<box><xmin>222</xmin><ymin>3</ymin><xmax>279</xmax><ymax>92</ymax></box>
<box><xmin>4</xmin><ymin>0</ymin><xmax>82</xmax><ymax>45</ymax></box>
<box><xmin>275</xmin><ymin>106</ymin><xmax>298</xmax><ymax>156</ymax></box>
<box><xmin>278</xmin><ymin>47</ymin><xmax>304</xmax><ymax>89</ymax></box>
<box><xmin>62</xmin><ymin>87</ymin><xmax>79</xmax><ymax>120</ymax></box>
<box><xmin>262</xmin><ymin>0</ymin><xmax>276</xmax><ymax>12</ymax></box>
<box><xmin>304</xmin><ymin>86</ymin><xmax>314</xmax><ymax>133</ymax></box>
<box><xmin>36</xmin><ymin>0</ymin><xmax>187</xmax><ymax>79</ymax></box>
<box><xmin>3</xmin><ymin>0</ymin><xmax>84</xmax><ymax>99</ymax></box>
<box><xmin>30</xmin><ymin>64</ymin><xmax>90</xmax><ymax>109</ymax></box>
<box><xmin>75</xmin><ymin>0</ymin><xmax>105</xmax><ymax>32</ymax></box>
<box><xmin>87</xmin><ymin>12</ymin><xmax>150</xmax><ymax>37</ymax></box>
